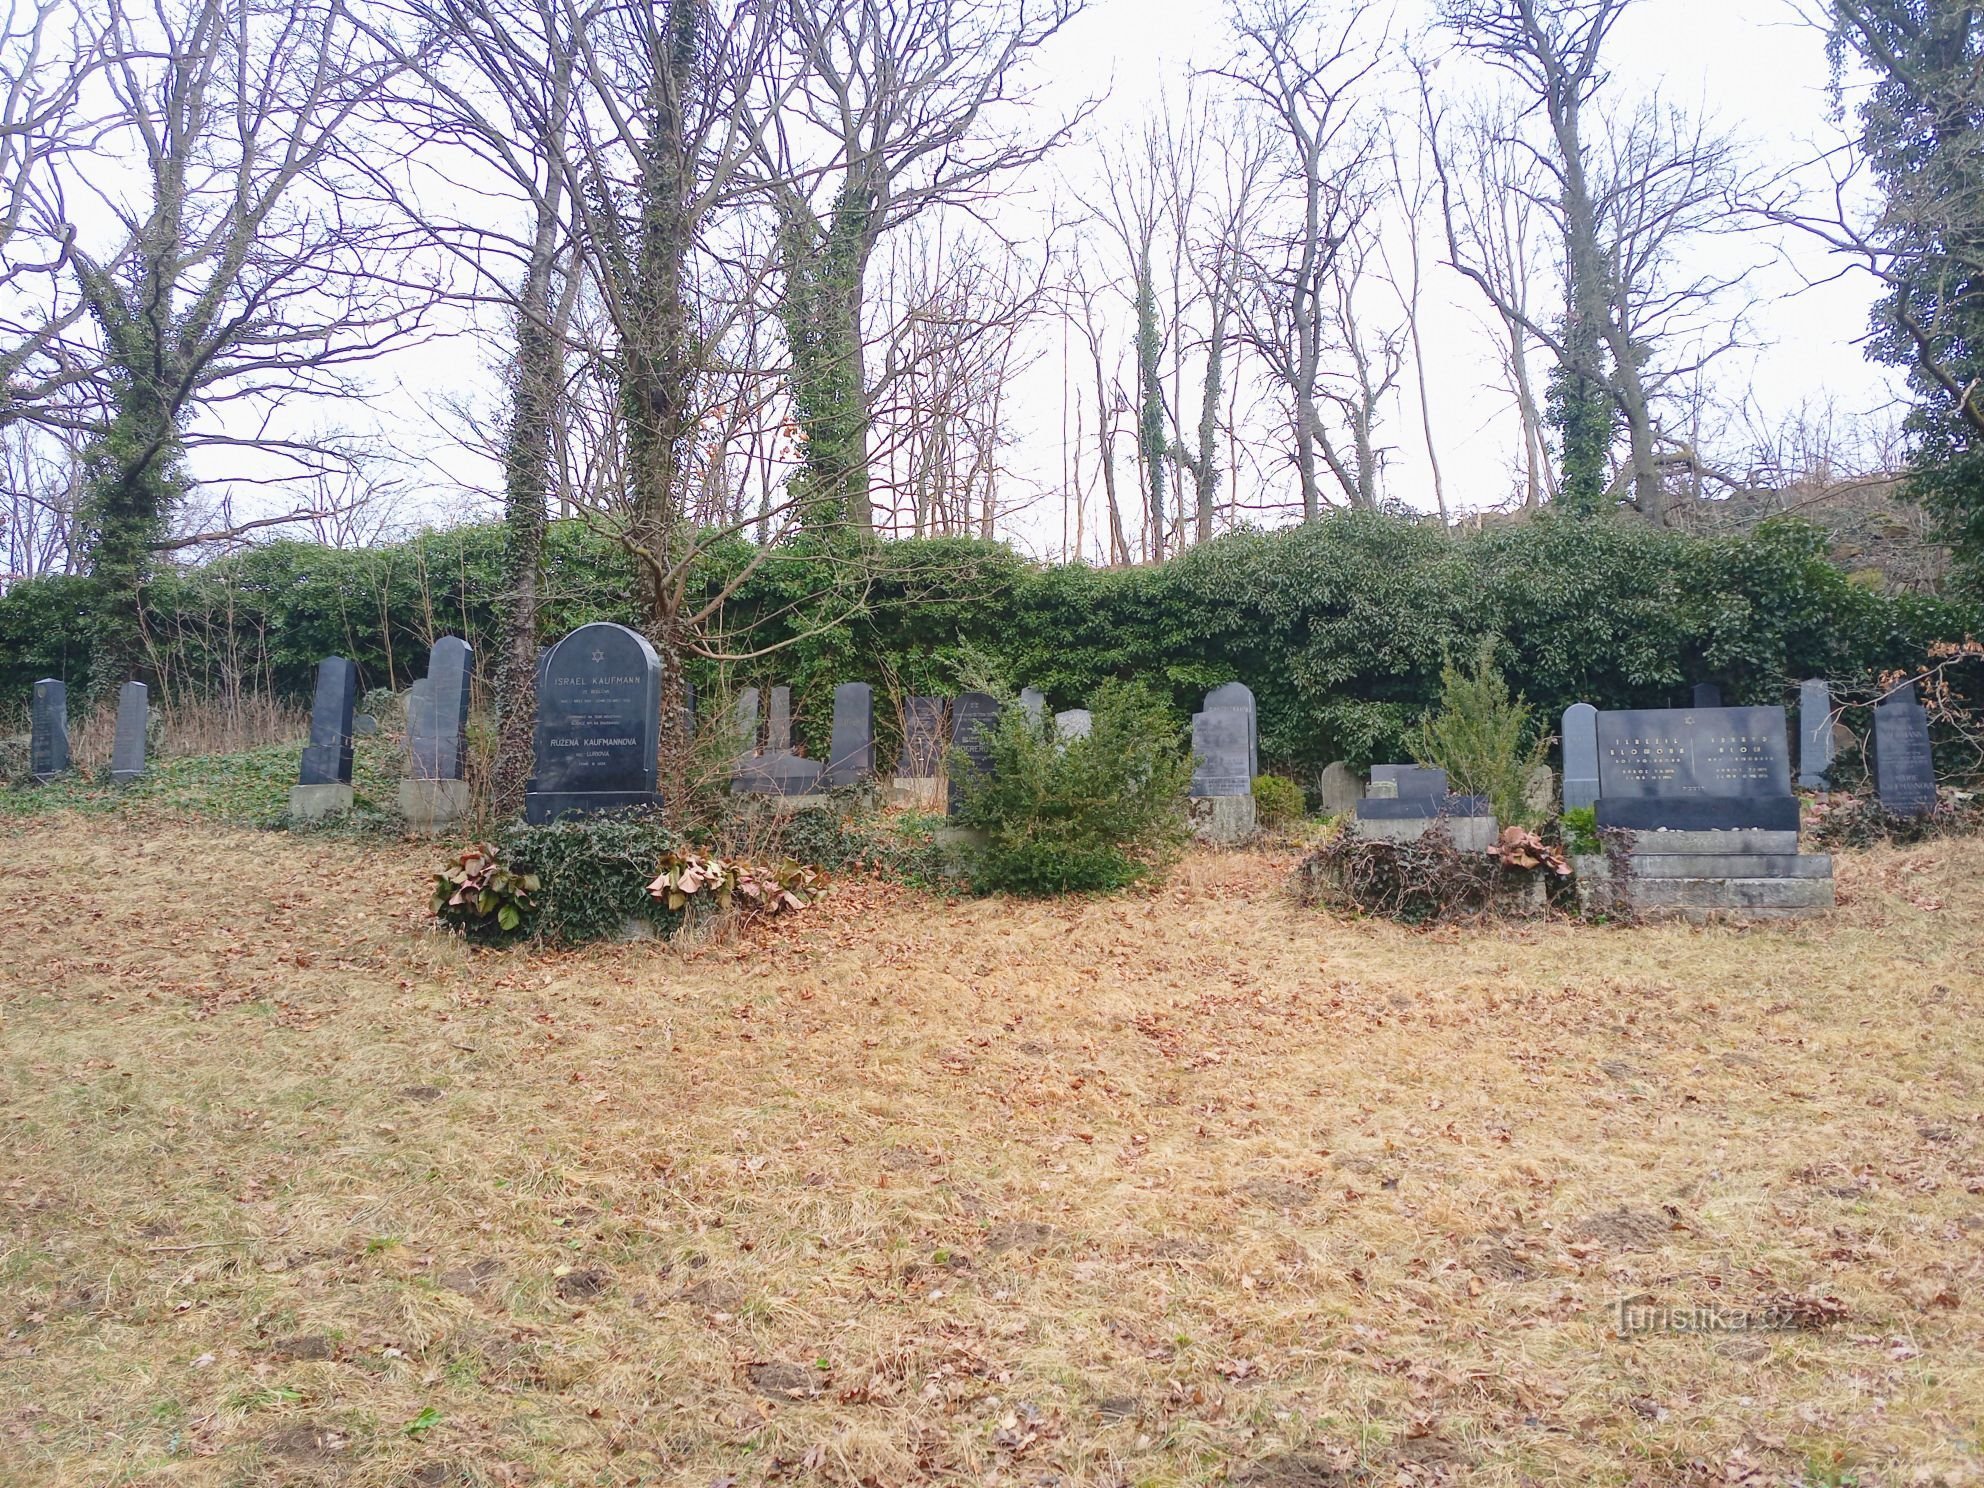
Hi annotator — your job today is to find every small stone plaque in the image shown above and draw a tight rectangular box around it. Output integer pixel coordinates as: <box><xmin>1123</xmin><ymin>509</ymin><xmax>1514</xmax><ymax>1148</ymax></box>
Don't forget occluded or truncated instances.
<box><xmin>298</xmin><ymin>658</ymin><xmax>359</xmax><ymax>787</ymax></box>
<box><xmin>30</xmin><ymin>678</ymin><xmax>70</xmax><ymax>782</ymax></box>
<box><xmin>1019</xmin><ymin>687</ymin><xmax>1046</xmax><ymax>728</ymax></box>
<box><xmin>1871</xmin><ymin>686</ymin><xmax>1935</xmax><ymax>816</ymax></box>
<box><xmin>1054</xmin><ymin>707</ymin><xmax>1092</xmax><ymax>743</ymax></box>
<box><xmin>525</xmin><ymin>623</ymin><xmax>660</xmax><ymax>823</ymax></box>
<box><xmin>111</xmin><ymin>680</ymin><xmax>148</xmax><ymax>782</ymax></box>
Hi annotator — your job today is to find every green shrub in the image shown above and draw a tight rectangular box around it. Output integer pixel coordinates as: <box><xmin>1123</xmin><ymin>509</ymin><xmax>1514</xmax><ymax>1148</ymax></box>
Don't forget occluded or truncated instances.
<box><xmin>1252</xmin><ymin>773</ymin><xmax>1306</xmax><ymax>827</ymax></box>
<box><xmin>494</xmin><ymin>811</ymin><xmax>684</xmax><ymax>945</ymax></box>
<box><xmin>1560</xmin><ymin>805</ymin><xmax>1600</xmax><ymax>856</ymax></box>
<box><xmin>953</xmin><ymin>679</ymin><xmax>1193</xmax><ymax>894</ymax></box>
<box><xmin>1405</xmin><ymin>636</ymin><xmax>1550</xmax><ymax>826</ymax></box>
<box><xmin>431</xmin><ymin>844</ymin><xmax>540</xmax><ymax>943</ymax></box>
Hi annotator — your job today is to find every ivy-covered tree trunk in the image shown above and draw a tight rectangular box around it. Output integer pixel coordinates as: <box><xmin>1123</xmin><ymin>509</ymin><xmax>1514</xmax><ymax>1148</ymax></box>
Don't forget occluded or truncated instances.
<box><xmin>619</xmin><ymin>0</ymin><xmax>703</xmax><ymax>817</ymax></box>
<box><xmin>1544</xmin><ymin>83</ymin><xmax>1617</xmax><ymax>518</ymax></box>
<box><xmin>777</xmin><ymin>185</ymin><xmax>875</xmax><ymax>534</ymax></box>
<box><xmin>490</xmin><ymin>53</ymin><xmax>573</xmax><ymax>817</ymax></box>
<box><xmin>1135</xmin><ymin>247</ymin><xmax>1167</xmax><ymax>560</ymax></box>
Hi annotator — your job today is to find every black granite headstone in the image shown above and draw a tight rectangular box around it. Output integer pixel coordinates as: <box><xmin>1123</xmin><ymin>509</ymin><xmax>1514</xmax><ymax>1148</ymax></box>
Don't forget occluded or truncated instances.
<box><xmin>410</xmin><ymin>636</ymin><xmax>472</xmax><ymax>781</ymax></box>
<box><xmin>524</xmin><ymin>623</ymin><xmax>660</xmax><ymax>824</ymax></box>
<box><xmin>898</xmin><ymin>696</ymin><xmax>947</xmax><ymax>776</ymax></box>
<box><xmin>823</xmin><ymin>682</ymin><xmax>875</xmax><ymax>788</ymax></box>
<box><xmin>1871</xmin><ymin>685</ymin><xmax>1936</xmax><ymax>817</ymax></box>
<box><xmin>111</xmin><ymin>680</ymin><xmax>148</xmax><ymax>782</ymax></box>
<box><xmin>947</xmin><ymin>691</ymin><xmax>1001</xmax><ymax>813</ymax></box>
<box><xmin>30</xmin><ymin>678</ymin><xmax>69</xmax><ymax>782</ymax></box>
<box><xmin>298</xmin><ymin>657</ymin><xmax>359</xmax><ymax>786</ymax></box>
<box><xmin>1371</xmin><ymin>764</ymin><xmax>1448</xmax><ymax>801</ymax></box>
<box><xmin>1692</xmin><ymin>682</ymin><xmax>1723</xmax><ymax>709</ymax></box>
<box><xmin>1593</xmin><ymin>705</ymin><xmax>1797</xmax><ymax>831</ymax></box>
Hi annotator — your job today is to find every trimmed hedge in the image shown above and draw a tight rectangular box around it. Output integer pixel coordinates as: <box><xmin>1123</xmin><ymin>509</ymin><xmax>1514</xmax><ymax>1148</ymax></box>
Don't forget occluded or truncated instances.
<box><xmin>4</xmin><ymin>512</ymin><xmax>1975</xmax><ymax>773</ymax></box>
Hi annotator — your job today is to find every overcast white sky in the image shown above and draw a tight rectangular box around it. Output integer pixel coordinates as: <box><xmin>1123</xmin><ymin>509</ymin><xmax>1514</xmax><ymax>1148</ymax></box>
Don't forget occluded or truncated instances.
<box><xmin>335</xmin><ymin>0</ymin><xmax>1897</xmax><ymax>560</ymax></box>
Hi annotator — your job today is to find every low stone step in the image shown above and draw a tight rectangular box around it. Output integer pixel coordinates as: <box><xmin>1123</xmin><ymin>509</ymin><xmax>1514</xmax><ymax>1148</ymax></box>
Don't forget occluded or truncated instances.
<box><xmin>1606</xmin><ymin>829</ymin><xmax>1801</xmax><ymax>856</ymax></box>
<box><xmin>1589</xmin><ymin>853</ymin><xmax>1833</xmax><ymax>880</ymax></box>
<box><xmin>1620</xmin><ymin>876</ymin><xmax>1836</xmax><ymax>911</ymax></box>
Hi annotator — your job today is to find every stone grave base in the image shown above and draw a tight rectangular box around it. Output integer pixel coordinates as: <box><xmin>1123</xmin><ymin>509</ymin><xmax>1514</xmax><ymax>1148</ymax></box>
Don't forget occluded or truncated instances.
<box><xmin>1349</xmin><ymin>814</ymin><xmax>1500</xmax><ymax>852</ymax></box>
<box><xmin>399</xmin><ymin>778</ymin><xmax>471</xmax><ymax>834</ymax></box>
<box><xmin>1188</xmin><ymin>793</ymin><xmax>1258</xmax><ymax>846</ymax></box>
<box><xmin>888</xmin><ymin>775</ymin><xmax>949</xmax><ymax>813</ymax></box>
<box><xmin>288</xmin><ymin>783</ymin><xmax>354</xmax><ymax>822</ymax></box>
<box><xmin>1574</xmin><ymin>828</ymin><xmax>1833</xmax><ymax>919</ymax></box>
<box><xmin>111</xmin><ymin>769</ymin><xmax>144</xmax><ymax>785</ymax></box>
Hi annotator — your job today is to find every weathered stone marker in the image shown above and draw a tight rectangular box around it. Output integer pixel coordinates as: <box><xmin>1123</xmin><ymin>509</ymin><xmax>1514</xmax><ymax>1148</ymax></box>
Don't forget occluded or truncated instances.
<box><xmin>1019</xmin><ymin>687</ymin><xmax>1047</xmax><ymax>729</ymax></box>
<box><xmin>111</xmin><ymin>681</ymin><xmax>148</xmax><ymax>783</ymax></box>
<box><xmin>1203</xmin><ymin>681</ymin><xmax>1259</xmax><ymax>782</ymax></box>
<box><xmin>1188</xmin><ymin>684</ymin><xmax>1257</xmax><ymax>843</ymax></box>
<box><xmin>1797</xmin><ymin>679</ymin><xmax>1835</xmax><ymax>790</ymax></box>
<box><xmin>1871</xmin><ymin>683</ymin><xmax>1936</xmax><ymax>817</ymax></box>
<box><xmin>1053</xmin><ymin>707</ymin><xmax>1092</xmax><ymax>743</ymax></box>
<box><xmin>30</xmin><ymin>678</ymin><xmax>70</xmax><ymax>782</ymax></box>
<box><xmin>525</xmin><ymin>622</ymin><xmax>660</xmax><ymax>824</ymax></box>
<box><xmin>1316</xmin><ymin>761</ymin><xmax>1361</xmax><ymax>815</ymax></box>
<box><xmin>822</xmin><ymin>682</ymin><xmax>875</xmax><ymax>789</ymax></box>
<box><xmin>733</xmin><ymin>687</ymin><xmax>760</xmax><ymax>752</ymax></box>
<box><xmin>946</xmin><ymin>691</ymin><xmax>1001</xmax><ymax>814</ymax></box>
<box><xmin>890</xmin><ymin>696</ymin><xmax>948</xmax><ymax>810</ymax></box>
<box><xmin>1562</xmin><ymin>702</ymin><xmax>1600</xmax><ymax>811</ymax></box>
<box><xmin>733</xmin><ymin>681</ymin><xmax>824</xmax><ymax>797</ymax></box>
<box><xmin>291</xmin><ymin>657</ymin><xmax>359</xmax><ymax>820</ymax></box>
<box><xmin>1692</xmin><ymin>682</ymin><xmax>1723</xmax><ymax>708</ymax></box>
<box><xmin>1523</xmin><ymin>762</ymin><xmax>1556</xmax><ymax>817</ymax></box>
<box><xmin>401</xmin><ymin>635</ymin><xmax>473</xmax><ymax>832</ymax></box>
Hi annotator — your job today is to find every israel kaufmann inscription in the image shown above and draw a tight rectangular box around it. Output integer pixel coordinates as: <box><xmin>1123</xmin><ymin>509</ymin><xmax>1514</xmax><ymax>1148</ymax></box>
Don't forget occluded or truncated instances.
<box><xmin>1595</xmin><ymin>707</ymin><xmax>1792</xmax><ymax>798</ymax></box>
<box><xmin>525</xmin><ymin>622</ymin><xmax>660</xmax><ymax>823</ymax></box>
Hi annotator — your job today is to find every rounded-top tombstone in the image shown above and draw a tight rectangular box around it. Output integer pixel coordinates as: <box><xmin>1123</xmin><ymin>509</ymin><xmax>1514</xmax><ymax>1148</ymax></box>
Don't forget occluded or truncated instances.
<box><xmin>525</xmin><ymin>622</ymin><xmax>661</xmax><ymax>824</ymax></box>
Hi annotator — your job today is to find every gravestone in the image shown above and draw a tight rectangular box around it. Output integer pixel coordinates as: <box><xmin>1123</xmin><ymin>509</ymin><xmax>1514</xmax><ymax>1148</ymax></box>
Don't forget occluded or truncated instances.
<box><xmin>1692</xmin><ymin>682</ymin><xmax>1723</xmax><ymax>709</ymax></box>
<box><xmin>1019</xmin><ymin>687</ymin><xmax>1047</xmax><ymax>729</ymax></box>
<box><xmin>1204</xmin><ymin>682</ymin><xmax>1259</xmax><ymax>782</ymax></box>
<box><xmin>409</xmin><ymin>636</ymin><xmax>472</xmax><ymax>781</ymax></box>
<box><xmin>890</xmin><ymin>695</ymin><xmax>949</xmax><ymax>810</ymax></box>
<box><xmin>291</xmin><ymin>657</ymin><xmax>359</xmax><ymax>819</ymax></box>
<box><xmin>111</xmin><ymin>681</ymin><xmax>148</xmax><ymax>783</ymax></box>
<box><xmin>898</xmin><ymin>697</ymin><xmax>947</xmax><ymax>776</ymax></box>
<box><xmin>733</xmin><ymin>681</ymin><xmax>824</xmax><ymax>797</ymax></box>
<box><xmin>1871</xmin><ymin>684</ymin><xmax>1936</xmax><ymax>816</ymax></box>
<box><xmin>1593</xmin><ymin>705</ymin><xmax>1796</xmax><ymax>831</ymax></box>
<box><xmin>947</xmin><ymin>691</ymin><xmax>1001</xmax><ymax>814</ymax></box>
<box><xmin>1054</xmin><ymin>707</ymin><xmax>1092</xmax><ymax>743</ymax></box>
<box><xmin>1798</xmin><ymin>679</ymin><xmax>1835</xmax><ymax>790</ymax></box>
<box><xmin>30</xmin><ymin>678</ymin><xmax>70</xmax><ymax>782</ymax></box>
<box><xmin>1562</xmin><ymin>702</ymin><xmax>1600</xmax><ymax>811</ymax></box>
<box><xmin>823</xmin><ymin>682</ymin><xmax>875</xmax><ymax>789</ymax></box>
<box><xmin>401</xmin><ymin>636</ymin><xmax>473</xmax><ymax>832</ymax></box>
<box><xmin>1370</xmin><ymin>764</ymin><xmax>1447</xmax><ymax>801</ymax></box>
<box><xmin>1316</xmin><ymin>761</ymin><xmax>1361</xmax><ymax>815</ymax></box>
<box><xmin>1189</xmin><ymin>706</ymin><xmax>1252</xmax><ymax>798</ymax></box>
<box><xmin>1524</xmin><ymin>762</ymin><xmax>1556</xmax><ymax>817</ymax></box>
<box><xmin>353</xmin><ymin>714</ymin><xmax>379</xmax><ymax>737</ymax></box>
<box><xmin>766</xmin><ymin>686</ymin><xmax>793</xmax><ymax>754</ymax></box>
<box><xmin>733</xmin><ymin>687</ymin><xmax>760</xmax><ymax>754</ymax></box>
<box><xmin>524</xmin><ymin>622</ymin><xmax>661</xmax><ymax>824</ymax></box>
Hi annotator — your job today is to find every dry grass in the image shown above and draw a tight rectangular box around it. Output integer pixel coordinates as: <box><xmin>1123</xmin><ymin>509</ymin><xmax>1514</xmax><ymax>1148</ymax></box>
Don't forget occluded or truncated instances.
<box><xmin>63</xmin><ymin>693</ymin><xmax>310</xmax><ymax>776</ymax></box>
<box><xmin>3</xmin><ymin>819</ymin><xmax>1982</xmax><ymax>1487</ymax></box>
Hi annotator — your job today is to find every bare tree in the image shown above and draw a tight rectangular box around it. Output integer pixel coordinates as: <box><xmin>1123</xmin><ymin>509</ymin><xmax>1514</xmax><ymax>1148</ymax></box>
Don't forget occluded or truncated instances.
<box><xmin>1215</xmin><ymin>0</ymin><xmax>1386</xmax><ymax>519</ymax></box>
<box><xmin>1434</xmin><ymin>0</ymin><xmax>1755</xmax><ymax>522</ymax></box>
<box><xmin>761</xmin><ymin>0</ymin><xmax>1088</xmax><ymax>534</ymax></box>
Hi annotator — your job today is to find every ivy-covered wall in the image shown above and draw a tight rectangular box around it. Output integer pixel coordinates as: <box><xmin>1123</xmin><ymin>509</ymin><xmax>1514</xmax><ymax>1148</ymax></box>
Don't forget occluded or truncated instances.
<box><xmin>3</xmin><ymin>511</ymin><xmax>1973</xmax><ymax>771</ymax></box>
